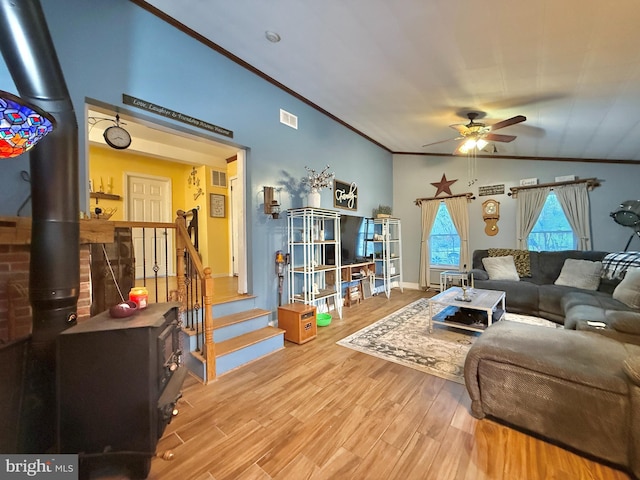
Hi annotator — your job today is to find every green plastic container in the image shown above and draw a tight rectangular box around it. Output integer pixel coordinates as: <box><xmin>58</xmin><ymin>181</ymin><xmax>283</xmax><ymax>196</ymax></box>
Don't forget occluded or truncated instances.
<box><xmin>316</xmin><ymin>313</ymin><xmax>332</xmax><ymax>327</ymax></box>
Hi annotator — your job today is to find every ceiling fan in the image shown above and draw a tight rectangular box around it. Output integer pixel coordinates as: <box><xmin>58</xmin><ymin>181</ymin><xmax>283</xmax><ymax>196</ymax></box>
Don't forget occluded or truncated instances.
<box><xmin>423</xmin><ymin>112</ymin><xmax>527</xmax><ymax>154</ymax></box>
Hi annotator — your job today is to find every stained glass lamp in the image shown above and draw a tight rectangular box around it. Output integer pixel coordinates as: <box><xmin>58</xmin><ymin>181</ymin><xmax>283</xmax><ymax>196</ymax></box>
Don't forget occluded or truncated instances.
<box><xmin>0</xmin><ymin>89</ymin><xmax>55</xmax><ymax>159</ymax></box>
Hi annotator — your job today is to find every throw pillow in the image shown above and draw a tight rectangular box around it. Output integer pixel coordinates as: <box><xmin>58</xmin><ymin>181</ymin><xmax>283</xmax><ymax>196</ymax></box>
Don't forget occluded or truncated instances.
<box><xmin>554</xmin><ymin>258</ymin><xmax>603</xmax><ymax>290</ymax></box>
<box><xmin>482</xmin><ymin>255</ymin><xmax>520</xmax><ymax>281</ymax></box>
<box><xmin>488</xmin><ymin>248</ymin><xmax>531</xmax><ymax>277</ymax></box>
<box><xmin>613</xmin><ymin>267</ymin><xmax>640</xmax><ymax>309</ymax></box>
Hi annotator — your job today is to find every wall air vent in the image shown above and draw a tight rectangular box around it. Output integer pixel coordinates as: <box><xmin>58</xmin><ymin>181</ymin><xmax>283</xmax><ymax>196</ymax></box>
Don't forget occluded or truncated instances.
<box><xmin>211</xmin><ymin>169</ymin><xmax>227</xmax><ymax>187</ymax></box>
<box><xmin>280</xmin><ymin>109</ymin><xmax>298</xmax><ymax>130</ymax></box>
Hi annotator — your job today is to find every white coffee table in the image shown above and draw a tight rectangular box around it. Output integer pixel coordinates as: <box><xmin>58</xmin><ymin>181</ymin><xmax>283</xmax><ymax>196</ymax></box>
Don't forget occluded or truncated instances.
<box><xmin>428</xmin><ymin>287</ymin><xmax>506</xmax><ymax>333</ymax></box>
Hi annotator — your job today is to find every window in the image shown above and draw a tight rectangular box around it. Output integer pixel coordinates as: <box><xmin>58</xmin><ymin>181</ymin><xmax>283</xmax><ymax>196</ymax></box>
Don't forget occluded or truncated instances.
<box><xmin>528</xmin><ymin>193</ymin><xmax>575</xmax><ymax>251</ymax></box>
<box><xmin>430</xmin><ymin>202</ymin><xmax>460</xmax><ymax>266</ymax></box>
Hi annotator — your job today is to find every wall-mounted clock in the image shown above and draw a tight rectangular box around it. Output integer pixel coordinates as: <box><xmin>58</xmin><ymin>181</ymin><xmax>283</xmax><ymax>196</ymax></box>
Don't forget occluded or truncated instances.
<box><xmin>482</xmin><ymin>199</ymin><xmax>500</xmax><ymax>236</ymax></box>
<box><xmin>103</xmin><ymin>114</ymin><xmax>131</xmax><ymax>150</ymax></box>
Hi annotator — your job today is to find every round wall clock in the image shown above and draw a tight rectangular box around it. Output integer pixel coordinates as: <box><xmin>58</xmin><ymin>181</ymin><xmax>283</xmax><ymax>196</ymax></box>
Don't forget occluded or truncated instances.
<box><xmin>103</xmin><ymin>125</ymin><xmax>131</xmax><ymax>149</ymax></box>
<box><xmin>103</xmin><ymin>114</ymin><xmax>131</xmax><ymax>150</ymax></box>
<box><xmin>482</xmin><ymin>199</ymin><xmax>500</xmax><ymax>236</ymax></box>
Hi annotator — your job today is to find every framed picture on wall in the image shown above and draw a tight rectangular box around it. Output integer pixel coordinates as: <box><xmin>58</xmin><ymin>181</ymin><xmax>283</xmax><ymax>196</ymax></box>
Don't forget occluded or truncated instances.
<box><xmin>210</xmin><ymin>193</ymin><xmax>225</xmax><ymax>218</ymax></box>
<box><xmin>333</xmin><ymin>179</ymin><xmax>358</xmax><ymax>210</ymax></box>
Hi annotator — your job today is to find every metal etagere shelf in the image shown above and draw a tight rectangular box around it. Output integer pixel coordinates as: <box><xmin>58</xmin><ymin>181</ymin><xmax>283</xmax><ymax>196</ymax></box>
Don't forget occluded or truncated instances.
<box><xmin>365</xmin><ymin>217</ymin><xmax>403</xmax><ymax>298</ymax></box>
<box><xmin>287</xmin><ymin>207</ymin><xmax>343</xmax><ymax>318</ymax></box>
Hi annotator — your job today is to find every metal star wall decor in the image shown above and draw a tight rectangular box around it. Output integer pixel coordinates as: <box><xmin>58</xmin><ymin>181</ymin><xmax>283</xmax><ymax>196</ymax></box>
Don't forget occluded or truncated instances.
<box><xmin>431</xmin><ymin>173</ymin><xmax>458</xmax><ymax>196</ymax></box>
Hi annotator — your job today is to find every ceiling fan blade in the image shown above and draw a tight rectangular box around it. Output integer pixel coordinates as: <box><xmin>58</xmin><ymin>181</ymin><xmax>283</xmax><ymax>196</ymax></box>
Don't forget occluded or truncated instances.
<box><xmin>422</xmin><ymin>137</ymin><xmax>460</xmax><ymax>148</ymax></box>
<box><xmin>484</xmin><ymin>133</ymin><xmax>517</xmax><ymax>143</ymax></box>
<box><xmin>489</xmin><ymin>115</ymin><xmax>526</xmax><ymax>131</ymax></box>
<box><xmin>449</xmin><ymin>124</ymin><xmax>471</xmax><ymax>135</ymax></box>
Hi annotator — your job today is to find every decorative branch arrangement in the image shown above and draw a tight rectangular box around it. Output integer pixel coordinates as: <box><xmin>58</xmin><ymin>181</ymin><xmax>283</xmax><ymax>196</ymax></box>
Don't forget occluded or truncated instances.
<box><xmin>302</xmin><ymin>165</ymin><xmax>335</xmax><ymax>191</ymax></box>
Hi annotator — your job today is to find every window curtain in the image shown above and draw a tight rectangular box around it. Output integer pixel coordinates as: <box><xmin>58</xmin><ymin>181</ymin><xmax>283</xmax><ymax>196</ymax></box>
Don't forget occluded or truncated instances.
<box><xmin>554</xmin><ymin>183</ymin><xmax>592</xmax><ymax>250</ymax></box>
<box><xmin>516</xmin><ymin>186</ymin><xmax>550</xmax><ymax>249</ymax></box>
<box><xmin>443</xmin><ymin>196</ymin><xmax>470</xmax><ymax>271</ymax></box>
<box><xmin>418</xmin><ymin>200</ymin><xmax>440</xmax><ymax>289</ymax></box>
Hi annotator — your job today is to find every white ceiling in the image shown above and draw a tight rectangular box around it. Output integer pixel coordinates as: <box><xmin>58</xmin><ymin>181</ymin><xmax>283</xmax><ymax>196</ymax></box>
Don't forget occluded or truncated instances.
<box><xmin>140</xmin><ymin>0</ymin><xmax>640</xmax><ymax>163</ymax></box>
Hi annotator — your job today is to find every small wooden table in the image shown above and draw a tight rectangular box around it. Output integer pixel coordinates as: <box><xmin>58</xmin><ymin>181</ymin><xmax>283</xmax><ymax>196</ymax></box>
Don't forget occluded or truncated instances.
<box><xmin>428</xmin><ymin>287</ymin><xmax>506</xmax><ymax>333</ymax></box>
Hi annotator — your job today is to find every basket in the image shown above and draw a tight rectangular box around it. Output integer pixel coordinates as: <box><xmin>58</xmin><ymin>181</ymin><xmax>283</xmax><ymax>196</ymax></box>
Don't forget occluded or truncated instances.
<box><xmin>316</xmin><ymin>313</ymin><xmax>332</xmax><ymax>327</ymax></box>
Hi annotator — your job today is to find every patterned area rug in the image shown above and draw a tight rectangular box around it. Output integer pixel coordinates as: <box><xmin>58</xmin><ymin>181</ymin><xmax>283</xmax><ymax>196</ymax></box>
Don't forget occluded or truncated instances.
<box><xmin>336</xmin><ymin>297</ymin><xmax>560</xmax><ymax>384</ymax></box>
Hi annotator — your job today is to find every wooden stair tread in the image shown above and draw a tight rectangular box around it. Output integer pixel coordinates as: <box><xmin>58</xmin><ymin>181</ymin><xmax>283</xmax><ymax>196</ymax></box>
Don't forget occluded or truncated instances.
<box><xmin>212</xmin><ymin>308</ymin><xmax>270</xmax><ymax>330</ymax></box>
<box><xmin>216</xmin><ymin>326</ymin><xmax>285</xmax><ymax>358</ymax></box>
<box><xmin>212</xmin><ymin>293</ymin><xmax>256</xmax><ymax>306</ymax></box>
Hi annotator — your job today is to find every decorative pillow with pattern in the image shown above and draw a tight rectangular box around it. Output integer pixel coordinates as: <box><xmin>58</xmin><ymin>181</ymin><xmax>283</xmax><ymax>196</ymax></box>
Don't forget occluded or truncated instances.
<box><xmin>488</xmin><ymin>248</ymin><xmax>532</xmax><ymax>277</ymax></box>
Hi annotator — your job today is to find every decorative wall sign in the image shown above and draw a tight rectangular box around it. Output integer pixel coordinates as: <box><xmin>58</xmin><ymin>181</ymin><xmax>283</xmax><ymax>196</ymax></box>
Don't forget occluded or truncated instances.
<box><xmin>519</xmin><ymin>177</ymin><xmax>538</xmax><ymax>186</ymax></box>
<box><xmin>123</xmin><ymin>94</ymin><xmax>233</xmax><ymax>138</ymax></box>
<box><xmin>430</xmin><ymin>173</ymin><xmax>457</xmax><ymax>196</ymax></box>
<box><xmin>478</xmin><ymin>184</ymin><xmax>505</xmax><ymax>196</ymax></box>
<box><xmin>209</xmin><ymin>194</ymin><xmax>226</xmax><ymax>218</ymax></box>
<box><xmin>333</xmin><ymin>179</ymin><xmax>358</xmax><ymax>210</ymax></box>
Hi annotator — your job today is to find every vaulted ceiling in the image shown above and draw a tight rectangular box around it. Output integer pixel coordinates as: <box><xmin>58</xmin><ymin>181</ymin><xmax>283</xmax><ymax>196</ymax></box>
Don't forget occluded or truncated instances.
<box><xmin>140</xmin><ymin>0</ymin><xmax>640</xmax><ymax>163</ymax></box>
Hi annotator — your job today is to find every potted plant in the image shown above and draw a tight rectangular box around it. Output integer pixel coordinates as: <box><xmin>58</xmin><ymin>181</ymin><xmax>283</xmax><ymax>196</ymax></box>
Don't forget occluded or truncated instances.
<box><xmin>303</xmin><ymin>165</ymin><xmax>334</xmax><ymax>208</ymax></box>
<box><xmin>372</xmin><ymin>204</ymin><xmax>392</xmax><ymax>218</ymax></box>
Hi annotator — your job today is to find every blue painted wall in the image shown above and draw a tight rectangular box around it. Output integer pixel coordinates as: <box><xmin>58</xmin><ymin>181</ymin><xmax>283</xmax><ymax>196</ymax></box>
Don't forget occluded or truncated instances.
<box><xmin>0</xmin><ymin>0</ymin><xmax>393</xmax><ymax>315</ymax></box>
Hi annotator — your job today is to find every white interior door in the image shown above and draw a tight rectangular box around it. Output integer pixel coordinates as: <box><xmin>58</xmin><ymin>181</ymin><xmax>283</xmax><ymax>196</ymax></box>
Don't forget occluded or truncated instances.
<box><xmin>127</xmin><ymin>174</ymin><xmax>175</xmax><ymax>279</ymax></box>
<box><xmin>232</xmin><ymin>151</ymin><xmax>247</xmax><ymax>294</ymax></box>
<box><xmin>230</xmin><ymin>176</ymin><xmax>239</xmax><ymax>276</ymax></box>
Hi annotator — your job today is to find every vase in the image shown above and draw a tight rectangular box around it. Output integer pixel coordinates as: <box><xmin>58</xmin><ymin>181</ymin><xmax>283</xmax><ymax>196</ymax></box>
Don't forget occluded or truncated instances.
<box><xmin>307</xmin><ymin>188</ymin><xmax>321</xmax><ymax>208</ymax></box>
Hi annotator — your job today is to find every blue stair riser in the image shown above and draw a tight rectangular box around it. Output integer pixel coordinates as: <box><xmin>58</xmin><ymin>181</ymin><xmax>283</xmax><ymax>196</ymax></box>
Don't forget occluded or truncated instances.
<box><xmin>214</xmin><ymin>314</ymin><xmax>270</xmax><ymax>342</ymax></box>
<box><xmin>184</xmin><ymin>352</ymin><xmax>205</xmax><ymax>383</ymax></box>
<box><xmin>216</xmin><ymin>334</ymin><xmax>284</xmax><ymax>376</ymax></box>
<box><xmin>181</xmin><ymin>328</ymin><xmax>203</xmax><ymax>353</ymax></box>
<box><xmin>212</xmin><ymin>296</ymin><xmax>256</xmax><ymax>317</ymax></box>
<box><xmin>180</xmin><ymin>313</ymin><xmax>271</xmax><ymax>351</ymax></box>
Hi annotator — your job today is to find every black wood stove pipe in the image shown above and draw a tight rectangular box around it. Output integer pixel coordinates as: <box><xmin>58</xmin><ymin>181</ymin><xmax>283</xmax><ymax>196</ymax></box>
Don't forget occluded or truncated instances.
<box><xmin>0</xmin><ymin>0</ymin><xmax>79</xmax><ymax>452</ymax></box>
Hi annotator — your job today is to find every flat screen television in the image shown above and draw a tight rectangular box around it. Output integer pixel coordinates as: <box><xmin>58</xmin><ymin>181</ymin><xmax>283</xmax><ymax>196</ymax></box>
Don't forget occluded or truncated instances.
<box><xmin>326</xmin><ymin>214</ymin><xmax>368</xmax><ymax>265</ymax></box>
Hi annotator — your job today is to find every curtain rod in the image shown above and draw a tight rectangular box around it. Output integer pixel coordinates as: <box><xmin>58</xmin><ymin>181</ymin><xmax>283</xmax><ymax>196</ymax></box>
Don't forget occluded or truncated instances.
<box><xmin>508</xmin><ymin>177</ymin><xmax>600</xmax><ymax>198</ymax></box>
<box><xmin>415</xmin><ymin>192</ymin><xmax>475</xmax><ymax>205</ymax></box>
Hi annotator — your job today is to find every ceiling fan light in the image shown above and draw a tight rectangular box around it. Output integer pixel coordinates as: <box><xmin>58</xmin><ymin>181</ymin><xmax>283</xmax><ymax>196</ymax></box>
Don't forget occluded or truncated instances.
<box><xmin>460</xmin><ymin>138</ymin><xmax>476</xmax><ymax>152</ymax></box>
<box><xmin>476</xmin><ymin>139</ymin><xmax>488</xmax><ymax>150</ymax></box>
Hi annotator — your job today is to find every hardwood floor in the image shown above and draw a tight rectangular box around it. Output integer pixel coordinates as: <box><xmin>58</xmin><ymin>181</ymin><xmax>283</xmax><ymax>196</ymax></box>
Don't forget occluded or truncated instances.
<box><xmin>141</xmin><ymin>288</ymin><xmax>632</xmax><ymax>480</ymax></box>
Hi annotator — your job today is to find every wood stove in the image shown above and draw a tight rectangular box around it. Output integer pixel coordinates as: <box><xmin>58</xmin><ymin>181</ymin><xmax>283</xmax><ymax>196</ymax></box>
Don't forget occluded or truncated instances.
<box><xmin>56</xmin><ymin>302</ymin><xmax>186</xmax><ymax>478</ymax></box>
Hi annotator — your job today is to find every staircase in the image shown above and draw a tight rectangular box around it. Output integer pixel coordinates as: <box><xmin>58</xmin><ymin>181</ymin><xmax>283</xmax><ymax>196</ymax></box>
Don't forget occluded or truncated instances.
<box><xmin>182</xmin><ymin>294</ymin><xmax>285</xmax><ymax>382</ymax></box>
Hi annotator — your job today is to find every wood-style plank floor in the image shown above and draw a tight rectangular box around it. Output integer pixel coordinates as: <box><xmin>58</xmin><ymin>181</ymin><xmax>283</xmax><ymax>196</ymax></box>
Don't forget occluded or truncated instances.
<box><xmin>96</xmin><ymin>285</ymin><xmax>631</xmax><ymax>479</ymax></box>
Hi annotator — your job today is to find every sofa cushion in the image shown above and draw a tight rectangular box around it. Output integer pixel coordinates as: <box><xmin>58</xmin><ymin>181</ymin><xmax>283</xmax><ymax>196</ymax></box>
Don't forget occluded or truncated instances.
<box><xmin>482</xmin><ymin>255</ymin><xmax>519</xmax><ymax>281</ymax></box>
<box><xmin>564</xmin><ymin>305</ymin><xmax>609</xmax><ymax>329</ymax></box>
<box><xmin>554</xmin><ymin>258</ymin><xmax>603</xmax><ymax>291</ymax></box>
<box><xmin>608</xmin><ymin>310</ymin><xmax>640</xmax><ymax>335</ymax></box>
<box><xmin>488</xmin><ymin>248</ymin><xmax>531</xmax><ymax>277</ymax></box>
<box><xmin>624</xmin><ymin>356</ymin><xmax>640</xmax><ymax>385</ymax></box>
<box><xmin>533</xmin><ymin>250</ymin><xmax>608</xmax><ymax>285</ymax></box>
<box><xmin>613</xmin><ymin>267</ymin><xmax>640</xmax><ymax>309</ymax></box>
<box><xmin>474</xmin><ymin>278</ymin><xmax>540</xmax><ymax>316</ymax></box>
<box><xmin>539</xmin><ymin>284</ymin><xmax>587</xmax><ymax>323</ymax></box>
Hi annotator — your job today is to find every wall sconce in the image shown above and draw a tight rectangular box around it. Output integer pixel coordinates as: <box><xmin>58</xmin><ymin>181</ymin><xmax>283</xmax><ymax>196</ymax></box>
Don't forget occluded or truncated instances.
<box><xmin>264</xmin><ymin>186</ymin><xmax>281</xmax><ymax>219</ymax></box>
<box><xmin>188</xmin><ymin>166</ymin><xmax>203</xmax><ymax>200</ymax></box>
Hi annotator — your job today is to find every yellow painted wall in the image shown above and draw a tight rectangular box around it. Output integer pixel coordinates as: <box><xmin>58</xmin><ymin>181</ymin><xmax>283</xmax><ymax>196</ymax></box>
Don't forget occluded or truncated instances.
<box><xmin>89</xmin><ymin>145</ymin><xmax>231</xmax><ymax>276</ymax></box>
<box><xmin>89</xmin><ymin>145</ymin><xmax>191</xmax><ymax>221</ymax></box>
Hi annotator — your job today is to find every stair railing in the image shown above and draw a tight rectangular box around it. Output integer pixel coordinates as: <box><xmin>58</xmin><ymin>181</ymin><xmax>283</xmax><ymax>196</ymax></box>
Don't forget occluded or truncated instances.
<box><xmin>175</xmin><ymin>213</ymin><xmax>216</xmax><ymax>383</ymax></box>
